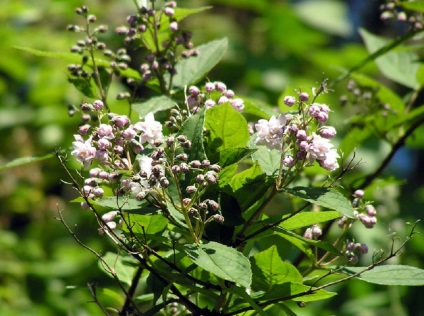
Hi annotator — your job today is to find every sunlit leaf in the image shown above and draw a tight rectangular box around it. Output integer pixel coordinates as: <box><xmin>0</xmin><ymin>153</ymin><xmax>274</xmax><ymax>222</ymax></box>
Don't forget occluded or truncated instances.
<box><xmin>183</xmin><ymin>241</ymin><xmax>252</xmax><ymax>288</ymax></box>
<box><xmin>342</xmin><ymin>265</ymin><xmax>424</xmax><ymax>286</ymax></box>
<box><xmin>167</xmin><ymin>38</ymin><xmax>228</xmax><ymax>90</ymax></box>
<box><xmin>0</xmin><ymin>152</ymin><xmax>54</xmax><ymax>171</ymax></box>
<box><xmin>132</xmin><ymin>96</ymin><xmax>176</xmax><ymax>118</ymax></box>
<box><xmin>359</xmin><ymin>29</ymin><xmax>420</xmax><ymax>89</ymax></box>
<box><xmin>285</xmin><ymin>187</ymin><xmax>355</xmax><ymax>218</ymax></box>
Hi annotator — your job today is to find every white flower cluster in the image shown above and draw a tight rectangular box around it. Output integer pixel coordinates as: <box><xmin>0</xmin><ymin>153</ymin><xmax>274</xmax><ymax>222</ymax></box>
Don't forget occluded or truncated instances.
<box><xmin>253</xmin><ymin>96</ymin><xmax>340</xmax><ymax>172</ymax></box>
<box><xmin>71</xmin><ymin>102</ymin><xmax>163</xmax><ymax>170</ymax></box>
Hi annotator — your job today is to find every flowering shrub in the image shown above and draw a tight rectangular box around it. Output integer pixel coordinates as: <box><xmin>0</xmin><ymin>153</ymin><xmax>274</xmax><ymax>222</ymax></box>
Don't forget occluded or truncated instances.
<box><xmin>6</xmin><ymin>0</ymin><xmax>424</xmax><ymax>314</ymax></box>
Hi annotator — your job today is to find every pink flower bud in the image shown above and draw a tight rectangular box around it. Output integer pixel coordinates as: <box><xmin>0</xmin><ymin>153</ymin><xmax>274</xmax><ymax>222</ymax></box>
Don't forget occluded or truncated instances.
<box><xmin>319</xmin><ymin>126</ymin><xmax>336</xmax><ymax>139</ymax></box>
<box><xmin>164</xmin><ymin>7</ymin><xmax>174</xmax><ymax>17</ymax></box>
<box><xmin>299</xmin><ymin>92</ymin><xmax>309</xmax><ymax>101</ymax></box>
<box><xmin>205</xmin><ymin>82</ymin><xmax>215</xmax><ymax>92</ymax></box>
<box><xmin>169</xmin><ymin>21</ymin><xmax>178</xmax><ymax>32</ymax></box>
<box><xmin>366</xmin><ymin>205</ymin><xmax>377</xmax><ymax>216</ymax></box>
<box><xmin>214</xmin><ymin>81</ymin><xmax>227</xmax><ymax>92</ymax></box>
<box><xmin>79</xmin><ymin>124</ymin><xmax>91</xmax><ymax>135</ymax></box>
<box><xmin>205</xmin><ymin>99</ymin><xmax>216</xmax><ymax>108</ymax></box>
<box><xmin>284</xmin><ymin>96</ymin><xmax>296</xmax><ymax>106</ymax></box>
<box><xmin>189</xmin><ymin>85</ymin><xmax>200</xmax><ymax>96</ymax></box>
<box><xmin>283</xmin><ymin>155</ymin><xmax>295</xmax><ymax>167</ymax></box>
<box><xmin>354</xmin><ymin>189</ymin><xmax>364</xmax><ymax>198</ymax></box>
<box><xmin>113</xmin><ymin>115</ymin><xmax>130</xmax><ymax>127</ymax></box>
<box><xmin>230</xmin><ymin>98</ymin><xmax>244</xmax><ymax>111</ymax></box>
<box><xmin>296</xmin><ymin>129</ymin><xmax>307</xmax><ymax>141</ymax></box>
<box><xmin>93</xmin><ymin>100</ymin><xmax>104</xmax><ymax>110</ymax></box>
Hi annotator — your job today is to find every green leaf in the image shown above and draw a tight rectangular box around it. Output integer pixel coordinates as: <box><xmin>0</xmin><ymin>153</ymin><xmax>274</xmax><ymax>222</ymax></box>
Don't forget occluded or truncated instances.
<box><xmin>275</xmin><ymin>227</ymin><xmax>341</xmax><ymax>257</ymax></box>
<box><xmin>339</xmin><ymin>126</ymin><xmax>371</xmax><ymax>157</ymax></box>
<box><xmin>251</xmin><ymin>146</ymin><xmax>281</xmax><ymax>176</ymax></box>
<box><xmin>350</xmin><ymin>73</ymin><xmax>405</xmax><ymax>113</ymax></box>
<box><xmin>205</xmin><ymin>103</ymin><xmax>249</xmax><ymax>153</ymax></box>
<box><xmin>342</xmin><ymin>265</ymin><xmax>424</xmax><ymax>286</ymax></box>
<box><xmin>401</xmin><ymin>1</ymin><xmax>424</xmax><ymax>13</ymax></box>
<box><xmin>92</xmin><ymin>197</ymin><xmax>159</xmax><ymax>214</ymax></box>
<box><xmin>359</xmin><ymin>29</ymin><xmax>420</xmax><ymax>89</ymax></box>
<box><xmin>255</xmin><ymin>282</ymin><xmax>336</xmax><ymax>302</ymax></box>
<box><xmin>285</xmin><ymin>187</ymin><xmax>355</xmax><ymax>218</ymax></box>
<box><xmin>218</xmin><ymin>164</ymin><xmax>238</xmax><ymax>188</ymax></box>
<box><xmin>178</xmin><ymin>107</ymin><xmax>207</xmax><ymax>161</ymax></box>
<box><xmin>250</xmin><ymin>245</ymin><xmax>302</xmax><ymax>291</ymax></box>
<box><xmin>213</xmin><ymin>147</ymin><xmax>256</xmax><ymax>168</ymax></box>
<box><xmin>229</xmin><ymin>286</ymin><xmax>267</xmax><ymax>316</ymax></box>
<box><xmin>0</xmin><ymin>152</ymin><xmax>54</xmax><ymax>171</ymax></box>
<box><xmin>165</xmin><ymin>200</ymin><xmax>188</xmax><ymax>229</ymax></box>
<box><xmin>174</xmin><ymin>6</ymin><xmax>212</xmax><ymax>21</ymax></box>
<box><xmin>223</xmin><ymin>162</ymin><xmax>271</xmax><ymax>211</ymax></box>
<box><xmin>14</xmin><ymin>46</ymin><xmax>141</xmax><ymax>80</ymax></box>
<box><xmin>242</xmin><ymin>97</ymin><xmax>275</xmax><ymax>119</ymax></box>
<box><xmin>183</xmin><ymin>241</ymin><xmax>252</xmax><ymax>288</ymax></box>
<box><xmin>100</xmin><ymin>252</ymin><xmax>137</xmax><ymax>286</ymax></box>
<box><xmin>167</xmin><ymin>38</ymin><xmax>228</xmax><ymax>90</ymax></box>
<box><xmin>122</xmin><ymin>214</ymin><xmax>168</xmax><ymax>236</ymax></box>
<box><xmin>280</xmin><ymin>211</ymin><xmax>342</xmax><ymax>230</ymax></box>
<box><xmin>68</xmin><ymin>77</ymin><xmax>97</xmax><ymax>98</ymax></box>
<box><xmin>294</xmin><ymin>0</ymin><xmax>352</xmax><ymax>36</ymax></box>
<box><xmin>132</xmin><ymin>96</ymin><xmax>176</xmax><ymax>118</ymax></box>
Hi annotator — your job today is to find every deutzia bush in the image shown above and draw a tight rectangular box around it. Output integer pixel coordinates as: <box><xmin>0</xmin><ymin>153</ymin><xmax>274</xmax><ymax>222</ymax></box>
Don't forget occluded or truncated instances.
<box><xmin>15</xmin><ymin>0</ymin><xmax>424</xmax><ymax>315</ymax></box>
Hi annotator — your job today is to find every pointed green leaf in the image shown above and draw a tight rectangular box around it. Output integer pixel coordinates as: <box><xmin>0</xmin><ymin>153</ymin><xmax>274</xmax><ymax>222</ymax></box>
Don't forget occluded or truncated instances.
<box><xmin>205</xmin><ymin>103</ymin><xmax>249</xmax><ymax>152</ymax></box>
<box><xmin>401</xmin><ymin>1</ymin><xmax>424</xmax><ymax>13</ymax></box>
<box><xmin>14</xmin><ymin>47</ymin><xmax>141</xmax><ymax>80</ymax></box>
<box><xmin>359</xmin><ymin>29</ymin><xmax>420</xmax><ymax>89</ymax></box>
<box><xmin>122</xmin><ymin>214</ymin><xmax>168</xmax><ymax>236</ymax></box>
<box><xmin>213</xmin><ymin>147</ymin><xmax>256</xmax><ymax>168</ymax></box>
<box><xmin>68</xmin><ymin>77</ymin><xmax>97</xmax><ymax>98</ymax></box>
<box><xmin>285</xmin><ymin>187</ymin><xmax>355</xmax><ymax>218</ymax></box>
<box><xmin>251</xmin><ymin>245</ymin><xmax>302</xmax><ymax>291</ymax></box>
<box><xmin>183</xmin><ymin>241</ymin><xmax>252</xmax><ymax>288</ymax></box>
<box><xmin>255</xmin><ymin>282</ymin><xmax>336</xmax><ymax>302</ymax></box>
<box><xmin>100</xmin><ymin>252</ymin><xmax>138</xmax><ymax>286</ymax></box>
<box><xmin>92</xmin><ymin>196</ymin><xmax>159</xmax><ymax>213</ymax></box>
<box><xmin>252</xmin><ymin>146</ymin><xmax>281</xmax><ymax>176</ymax></box>
<box><xmin>178</xmin><ymin>107</ymin><xmax>207</xmax><ymax>161</ymax></box>
<box><xmin>280</xmin><ymin>211</ymin><xmax>342</xmax><ymax>230</ymax></box>
<box><xmin>132</xmin><ymin>96</ymin><xmax>176</xmax><ymax>118</ymax></box>
<box><xmin>275</xmin><ymin>227</ymin><xmax>341</xmax><ymax>257</ymax></box>
<box><xmin>223</xmin><ymin>162</ymin><xmax>272</xmax><ymax>211</ymax></box>
<box><xmin>167</xmin><ymin>38</ymin><xmax>228</xmax><ymax>89</ymax></box>
<box><xmin>0</xmin><ymin>152</ymin><xmax>54</xmax><ymax>171</ymax></box>
<box><xmin>342</xmin><ymin>265</ymin><xmax>424</xmax><ymax>286</ymax></box>
<box><xmin>229</xmin><ymin>286</ymin><xmax>267</xmax><ymax>316</ymax></box>
<box><xmin>242</xmin><ymin>97</ymin><xmax>275</xmax><ymax>119</ymax></box>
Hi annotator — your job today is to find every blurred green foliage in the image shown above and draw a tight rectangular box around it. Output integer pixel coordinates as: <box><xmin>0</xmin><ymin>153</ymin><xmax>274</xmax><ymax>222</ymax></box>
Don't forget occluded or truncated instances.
<box><xmin>1</xmin><ymin>0</ymin><xmax>423</xmax><ymax>315</ymax></box>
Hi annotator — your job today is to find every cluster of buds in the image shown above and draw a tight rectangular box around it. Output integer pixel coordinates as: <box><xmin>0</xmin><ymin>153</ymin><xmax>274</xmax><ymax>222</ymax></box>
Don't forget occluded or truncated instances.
<box><xmin>99</xmin><ymin>210</ymin><xmax>121</xmax><ymax>233</ymax></box>
<box><xmin>380</xmin><ymin>1</ymin><xmax>423</xmax><ymax>30</ymax></box>
<box><xmin>345</xmin><ymin>240</ymin><xmax>369</xmax><ymax>265</ymax></box>
<box><xmin>340</xmin><ymin>79</ymin><xmax>393</xmax><ymax>118</ymax></box>
<box><xmin>338</xmin><ymin>190</ymin><xmax>378</xmax><ymax>230</ymax></box>
<box><xmin>71</xmin><ymin>100</ymin><xmax>162</xmax><ymax>171</ymax></box>
<box><xmin>184</xmin><ymin>81</ymin><xmax>245</xmax><ymax>114</ymax></box>
<box><xmin>303</xmin><ymin>224</ymin><xmax>322</xmax><ymax>240</ymax></box>
<box><xmin>115</xmin><ymin>1</ymin><xmax>197</xmax><ymax>82</ymax></box>
<box><xmin>254</xmin><ymin>90</ymin><xmax>340</xmax><ymax>171</ymax></box>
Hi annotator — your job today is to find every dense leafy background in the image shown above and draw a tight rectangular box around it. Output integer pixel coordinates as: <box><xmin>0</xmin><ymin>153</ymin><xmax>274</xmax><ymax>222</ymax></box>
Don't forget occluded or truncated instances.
<box><xmin>1</xmin><ymin>0</ymin><xmax>423</xmax><ymax>315</ymax></box>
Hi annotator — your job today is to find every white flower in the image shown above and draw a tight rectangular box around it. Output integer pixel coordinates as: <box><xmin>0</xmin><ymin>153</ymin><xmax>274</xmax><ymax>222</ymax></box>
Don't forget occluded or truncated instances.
<box><xmin>307</xmin><ymin>133</ymin><xmax>334</xmax><ymax>160</ymax></box>
<box><xmin>318</xmin><ymin>149</ymin><xmax>340</xmax><ymax>171</ymax></box>
<box><xmin>255</xmin><ymin>114</ymin><xmax>287</xmax><ymax>150</ymax></box>
<box><xmin>134</xmin><ymin>113</ymin><xmax>163</xmax><ymax>145</ymax></box>
<box><xmin>71</xmin><ymin>135</ymin><xmax>97</xmax><ymax>168</ymax></box>
<box><xmin>97</xmin><ymin>124</ymin><xmax>114</xmax><ymax>139</ymax></box>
